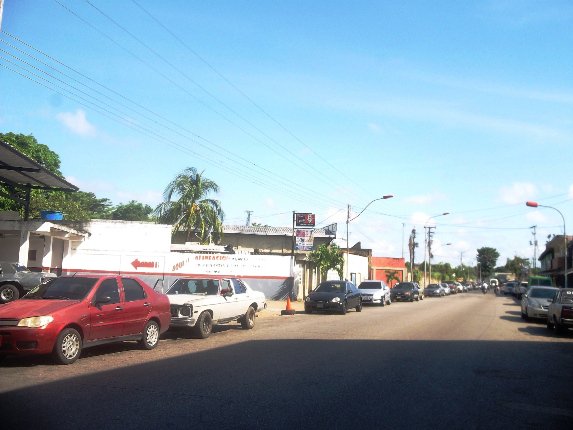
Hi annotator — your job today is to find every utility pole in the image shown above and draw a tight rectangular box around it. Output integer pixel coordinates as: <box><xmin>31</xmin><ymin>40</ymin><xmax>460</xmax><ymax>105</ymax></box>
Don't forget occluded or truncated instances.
<box><xmin>245</xmin><ymin>210</ymin><xmax>253</xmax><ymax>226</ymax></box>
<box><xmin>428</xmin><ymin>226</ymin><xmax>435</xmax><ymax>283</ymax></box>
<box><xmin>0</xmin><ymin>0</ymin><xmax>4</xmax><ymax>31</ymax></box>
<box><xmin>408</xmin><ymin>228</ymin><xmax>417</xmax><ymax>282</ymax></box>
<box><xmin>530</xmin><ymin>225</ymin><xmax>538</xmax><ymax>271</ymax></box>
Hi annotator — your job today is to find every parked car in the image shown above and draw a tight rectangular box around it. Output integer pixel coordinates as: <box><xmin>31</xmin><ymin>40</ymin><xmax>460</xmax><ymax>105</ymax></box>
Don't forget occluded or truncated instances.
<box><xmin>0</xmin><ymin>261</ymin><xmax>57</xmax><ymax>303</ymax></box>
<box><xmin>166</xmin><ymin>277</ymin><xmax>266</xmax><ymax>338</ymax></box>
<box><xmin>424</xmin><ymin>283</ymin><xmax>445</xmax><ymax>297</ymax></box>
<box><xmin>305</xmin><ymin>280</ymin><xmax>362</xmax><ymax>314</ymax></box>
<box><xmin>520</xmin><ymin>286</ymin><xmax>559</xmax><ymax>320</ymax></box>
<box><xmin>0</xmin><ymin>275</ymin><xmax>170</xmax><ymax>364</ymax></box>
<box><xmin>502</xmin><ymin>281</ymin><xmax>517</xmax><ymax>296</ymax></box>
<box><xmin>547</xmin><ymin>288</ymin><xmax>573</xmax><ymax>333</ymax></box>
<box><xmin>390</xmin><ymin>282</ymin><xmax>420</xmax><ymax>302</ymax></box>
<box><xmin>357</xmin><ymin>280</ymin><xmax>391</xmax><ymax>306</ymax></box>
<box><xmin>440</xmin><ymin>282</ymin><xmax>451</xmax><ymax>295</ymax></box>
<box><xmin>514</xmin><ymin>282</ymin><xmax>529</xmax><ymax>299</ymax></box>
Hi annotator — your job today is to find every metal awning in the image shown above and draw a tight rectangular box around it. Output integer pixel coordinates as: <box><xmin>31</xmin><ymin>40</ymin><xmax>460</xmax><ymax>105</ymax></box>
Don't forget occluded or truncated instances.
<box><xmin>0</xmin><ymin>139</ymin><xmax>79</xmax><ymax>220</ymax></box>
<box><xmin>0</xmin><ymin>140</ymin><xmax>78</xmax><ymax>191</ymax></box>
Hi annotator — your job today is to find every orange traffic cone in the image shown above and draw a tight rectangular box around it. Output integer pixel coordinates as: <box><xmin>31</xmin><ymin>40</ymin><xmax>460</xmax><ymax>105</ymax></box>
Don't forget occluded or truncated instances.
<box><xmin>280</xmin><ymin>296</ymin><xmax>296</xmax><ymax>315</ymax></box>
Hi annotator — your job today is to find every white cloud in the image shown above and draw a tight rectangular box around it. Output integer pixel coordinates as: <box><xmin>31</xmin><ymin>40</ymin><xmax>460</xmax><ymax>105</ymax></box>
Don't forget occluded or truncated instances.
<box><xmin>56</xmin><ymin>109</ymin><xmax>96</xmax><ymax>137</ymax></box>
<box><xmin>499</xmin><ymin>182</ymin><xmax>537</xmax><ymax>204</ymax></box>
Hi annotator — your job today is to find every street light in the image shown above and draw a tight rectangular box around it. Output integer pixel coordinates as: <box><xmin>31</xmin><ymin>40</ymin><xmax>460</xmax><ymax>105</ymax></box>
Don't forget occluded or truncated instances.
<box><xmin>346</xmin><ymin>195</ymin><xmax>394</xmax><ymax>280</ymax></box>
<box><xmin>423</xmin><ymin>212</ymin><xmax>449</xmax><ymax>287</ymax></box>
<box><xmin>526</xmin><ymin>201</ymin><xmax>567</xmax><ymax>288</ymax></box>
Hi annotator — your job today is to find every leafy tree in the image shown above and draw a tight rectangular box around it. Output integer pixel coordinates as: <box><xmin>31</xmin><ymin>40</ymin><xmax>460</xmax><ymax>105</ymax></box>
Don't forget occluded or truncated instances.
<box><xmin>386</xmin><ymin>270</ymin><xmax>400</xmax><ymax>287</ymax></box>
<box><xmin>0</xmin><ymin>132</ymin><xmax>62</xmax><ymax>173</ymax></box>
<box><xmin>308</xmin><ymin>243</ymin><xmax>345</xmax><ymax>280</ymax></box>
<box><xmin>154</xmin><ymin>167</ymin><xmax>224</xmax><ymax>244</ymax></box>
<box><xmin>505</xmin><ymin>256</ymin><xmax>529</xmax><ymax>280</ymax></box>
<box><xmin>111</xmin><ymin>200</ymin><xmax>153</xmax><ymax>221</ymax></box>
<box><xmin>476</xmin><ymin>247</ymin><xmax>500</xmax><ymax>279</ymax></box>
<box><xmin>0</xmin><ymin>133</ymin><xmax>64</xmax><ymax>213</ymax></box>
<box><xmin>29</xmin><ymin>190</ymin><xmax>113</xmax><ymax>220</ymax></box>
<box><xmin>429</xmin><ymin>262</ymin><xmax>454</xmax><ymax>281</ymax></box>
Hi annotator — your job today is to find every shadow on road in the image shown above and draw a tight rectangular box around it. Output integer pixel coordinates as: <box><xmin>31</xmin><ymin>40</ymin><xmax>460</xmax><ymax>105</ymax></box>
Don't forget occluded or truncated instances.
<box><xmin>2</xmin><ymin>336</ymin><xmax>573</xmax><ymax>430</ymax></box>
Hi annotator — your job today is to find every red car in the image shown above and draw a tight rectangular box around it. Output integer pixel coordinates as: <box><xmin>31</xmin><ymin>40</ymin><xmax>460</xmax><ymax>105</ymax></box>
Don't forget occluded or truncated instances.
<box><xmin>0</xmin><ymin>275</ymin><xmax>170</xmax><ymax>364</ymax></box>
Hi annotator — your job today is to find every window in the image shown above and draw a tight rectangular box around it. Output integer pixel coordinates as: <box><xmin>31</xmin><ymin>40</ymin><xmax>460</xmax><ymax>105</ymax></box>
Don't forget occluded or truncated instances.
<box><xmin>122</xmin><ymin>278</ymin><xmax>146</xmax><ymax>302</ymax></box>
<box><xmin>232</xmin><ymin>279</ymin><xmax>247</xmax><ymax>294</ymax></box>
<box><xmin>95</xmin><ymin>279</ymin><xmax>120</xmax><ymax>304</ymax></box>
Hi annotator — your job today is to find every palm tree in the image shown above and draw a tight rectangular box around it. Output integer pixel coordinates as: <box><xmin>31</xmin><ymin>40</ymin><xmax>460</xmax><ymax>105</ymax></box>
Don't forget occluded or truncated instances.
<box><xmin>154</xmin><ymin>167</ymin><xmax>224</xmax><ymax>244</ymax></box>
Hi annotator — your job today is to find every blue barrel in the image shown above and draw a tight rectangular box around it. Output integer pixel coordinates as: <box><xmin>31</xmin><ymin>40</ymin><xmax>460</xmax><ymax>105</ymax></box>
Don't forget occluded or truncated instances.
<box><xmin>40</xmin><ymin>210</ymin><xmax>63</xmax><ymax>221</ymax></box>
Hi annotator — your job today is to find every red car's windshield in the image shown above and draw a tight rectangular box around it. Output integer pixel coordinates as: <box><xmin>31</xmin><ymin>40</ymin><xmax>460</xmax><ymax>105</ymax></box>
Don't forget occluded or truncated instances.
<box><xmin>24</xmin><ymin>277</ymin><xmax>97</xmax><ymax>300</ymax></box>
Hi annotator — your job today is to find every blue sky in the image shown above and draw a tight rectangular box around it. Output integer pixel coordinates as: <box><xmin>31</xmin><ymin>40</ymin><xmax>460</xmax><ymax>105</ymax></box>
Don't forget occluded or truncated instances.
<box><xmin>1</xmin><ymin>0</ymin><xmax>572</xmax><ymax>268</ymax></box>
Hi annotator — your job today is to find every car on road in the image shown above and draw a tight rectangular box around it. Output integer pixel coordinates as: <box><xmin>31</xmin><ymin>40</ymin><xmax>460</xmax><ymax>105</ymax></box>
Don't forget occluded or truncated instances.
<box><xmin>424</xmin><ymin>283</ymin><xmax>445</xmax><ymax>297</ymax></box>
<box><xmin>515</xmin><ymin>282</ymin><xmax>529</xmax><ymax>299</ymax></box>
<box><xmin>520</xmin><ymin>286</ymin><xmax>559</xmax><ymax>320</ymax></box>
<box><xmin>440</xmin><ymin>283</ymin><xmax>451</xmax><ymax>295</ymax></box>
<box><xmin>502</xmin><ymin>281</ymin><xmax>517</xmax><ymax>296</ymax></box>
<box><xmin>390</xmin><ymin>282</ymin><xmax>420</xmax><ymax>302</ymax></box>
<box><xmin>357</xmin><ymin>280</ymin><xmax>391</xmax><ymax>306</ymax></box>
<box><xmin>305</xmin><ymin>280</ymin><xmax>362</xmax><ymax>314</ymax></box>
<box><xmin>166</xmin><ymin>277</ymin><xmax>266</xmax><ymax>338</ymax></box>
<box><xmin>547</xmin><ymin>288</ymin><xmax>573</xmax><ymax>333</ymax></box>
<box><xmin>0</xmin><ymin>275</ymin><xmax>170</xmax><ymax>364</ymax></box>
<box><xmin>0</xmin><ymin>262</ymin><xmax>57</xmax><ymax>304</ymax></box>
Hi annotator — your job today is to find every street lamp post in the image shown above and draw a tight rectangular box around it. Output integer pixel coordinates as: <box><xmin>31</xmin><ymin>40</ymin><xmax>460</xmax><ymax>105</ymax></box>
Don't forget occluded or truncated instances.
<box><xmin>346</xmin><ymin>195</ymin><xmax>394</xmax><ymax>280</ymax></box>
<box><xmin>526</xmin><ymin>201</ymin><xmax>568</xmax><ymax>288</ymax></box>
<box><xmin>423</xmin><ymin>212</ymin><xmax>449</xmax><ymax>287</ymax></box>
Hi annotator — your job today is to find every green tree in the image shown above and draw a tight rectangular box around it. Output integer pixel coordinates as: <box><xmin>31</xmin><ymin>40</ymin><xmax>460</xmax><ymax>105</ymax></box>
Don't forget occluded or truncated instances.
<box><xmin>308</xmin><ymin>243</ymin><xmax>345</xmax><ymax>280</ymax></box>
<box><xmin>154</xmin><ymin>167</ymin><xmax>224</xmax><ymax>244</ymax></box>
<box><xmin>0</xmin><ymin>133</ymin><xmax>64</xmax><ymax>213</ymax></box>
<box><xmin>0</xmin><ymin>132</ymin><xmax>62</xmax><ymax>173</ymax></box>
<box><xmin>477</xmin><ymin>247</ymin><xmax>500</xmax><ymax>279</ymax></box>
<box><xmin>386</xmin><ymin>270</ymin><xmax>400</xmax><ymax>287</ymax></box>
<box><xmin>30</xmin><ymin>190</ymin><xmax>112</xmax><ymax>220</ymax></box>
<box><xmin>111</xmin><ymin>200</ymin><xmax>153</xmax><ymax>221</ymax></box>
<box><xmin>505</xmin><ymin>256</ymin><xmax>529</xmax><ymax>280</ymax></box>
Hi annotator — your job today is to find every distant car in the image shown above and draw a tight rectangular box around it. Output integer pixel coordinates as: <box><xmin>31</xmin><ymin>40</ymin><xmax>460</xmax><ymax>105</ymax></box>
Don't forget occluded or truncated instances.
<box><xmin>390</xmin><ymin>282</ymin><xmax>420</xmax><ymax>302</ymax></box>
<box><xmin>440</xmin><ymin>283</ymin><xmax>451</xmax><ymax>295</ymax></box>
<box><xmin>547</xmin><ymin>288</ymin><xmax>573</xmax><ymax>333</ymax></box>
<box><xmin>0</xmin><ymin>261</ymin><xmax>57</xmax><ymax>303</ymax></box>
<box><xmin>358</xmin><ymin>280</ymin><xmax>391</xmax><ymax>306</ymax></box>
<box><xmin>305</xmin><ymin>280</ymin><xmax>362</xmax><ymax>314</ymax></box>
<box><xmin>424</xmin><ymin>283</ymin><xmax>445</xmax><ymax>297</ymax></box>
<box><xmin>520</xmin><ymin>286</ymin><xmax>559</xmax><ymax>320</ymax></box>
<box><xmin>166</xmin><ymin>277</ymin><xmax>266</xmax><ymax>338</ymax></box>
<box><xmin>0</xmin><ymin>275</ymin><xmax>170</xmax><ymax>364</ymax></box>
<box><xmin>502</xmin><ymin>281</ymin><xmax>517</xmax><ymax>296</ymax></box>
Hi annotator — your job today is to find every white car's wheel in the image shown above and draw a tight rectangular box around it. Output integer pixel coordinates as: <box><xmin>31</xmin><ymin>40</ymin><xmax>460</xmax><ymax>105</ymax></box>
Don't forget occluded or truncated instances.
<box><xmin>241</xmin><ymin>306</ymin><xmax>256</xmax><ymax>329</ymax></box>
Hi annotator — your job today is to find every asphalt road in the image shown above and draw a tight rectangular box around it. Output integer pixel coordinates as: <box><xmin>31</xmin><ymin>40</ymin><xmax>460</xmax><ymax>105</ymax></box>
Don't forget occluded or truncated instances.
<box><xmin>1</xmin><ymin>291</ymin><xmax>572</xmax><ymax>429</ymax></box>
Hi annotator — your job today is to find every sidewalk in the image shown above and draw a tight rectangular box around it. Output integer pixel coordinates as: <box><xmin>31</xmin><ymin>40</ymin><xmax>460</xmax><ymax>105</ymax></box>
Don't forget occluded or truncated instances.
<box><xmin>259</xmin><ymin>299</ymin><xmax>304</xmax><ymax>317</ymax></box>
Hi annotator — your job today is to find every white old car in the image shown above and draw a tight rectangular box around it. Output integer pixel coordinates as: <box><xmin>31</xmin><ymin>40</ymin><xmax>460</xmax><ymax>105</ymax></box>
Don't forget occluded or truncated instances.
<box><xmin>166</xmin><ymin>277</ymin><xmax>266</xmax><ymax>338</ymax></box>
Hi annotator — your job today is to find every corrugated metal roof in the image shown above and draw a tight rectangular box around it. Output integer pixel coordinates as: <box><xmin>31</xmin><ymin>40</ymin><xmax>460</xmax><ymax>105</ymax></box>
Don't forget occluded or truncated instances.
<box><xmin>0</xmin><ymin>140</ymin><xmax>78</xmax><ymax>191</ymax></box>
<box><xmin>224</xmin><ymin>224</ymin><xmax>333</xmax><ymax>237</ymax></box>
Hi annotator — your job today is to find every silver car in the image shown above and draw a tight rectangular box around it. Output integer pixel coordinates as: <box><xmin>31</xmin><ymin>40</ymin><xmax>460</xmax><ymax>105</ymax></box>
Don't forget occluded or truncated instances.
<box><xmin>520</xmin><ymin>286</ymin><xmax>559</xmax><ymax>320</ymax></box>
<box><xmin>358</xmin><ymin>280</ymin><xmax>391</xmax><ymax>306</ymax></box>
